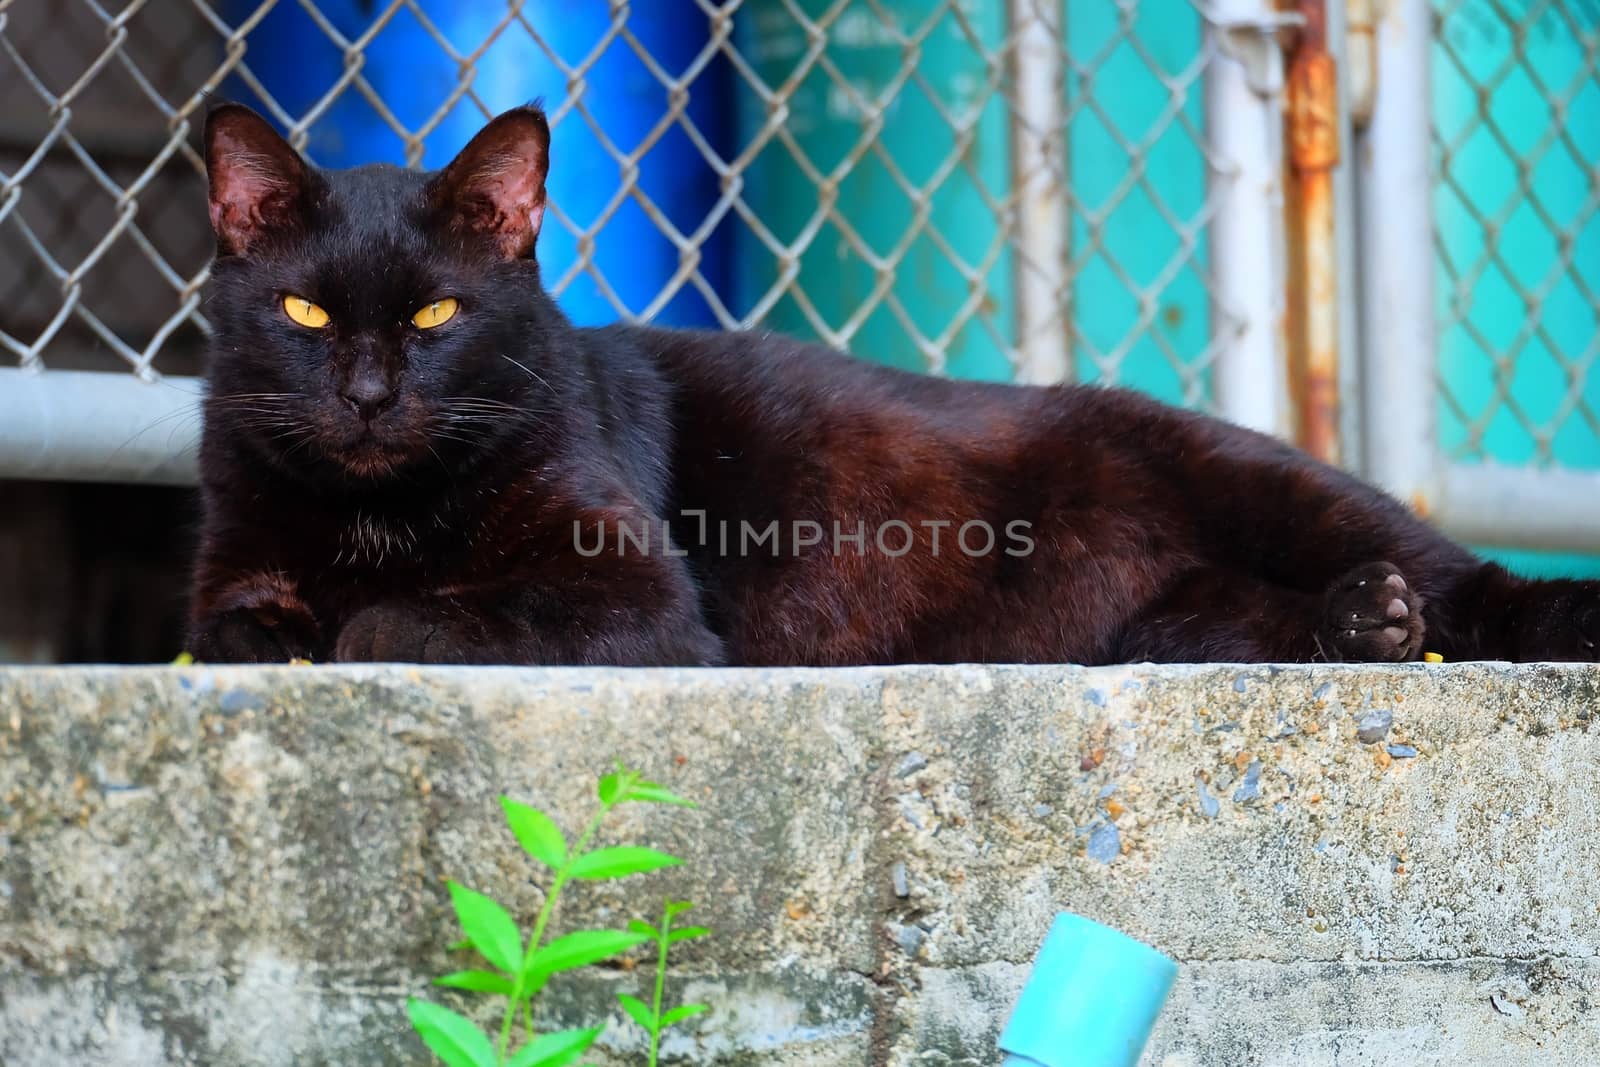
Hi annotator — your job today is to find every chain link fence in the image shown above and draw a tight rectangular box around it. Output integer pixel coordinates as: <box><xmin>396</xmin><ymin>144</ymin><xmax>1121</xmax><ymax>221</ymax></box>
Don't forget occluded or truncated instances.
<box><xmin>0</xmin><ymin>0</ymin><xmax>1254</xmax><ymax>428</ymax></box>
<box><xmin>1433</xmin><ymin>0</ymin><xmax>1600</xmax><ymax>471</ymax></box>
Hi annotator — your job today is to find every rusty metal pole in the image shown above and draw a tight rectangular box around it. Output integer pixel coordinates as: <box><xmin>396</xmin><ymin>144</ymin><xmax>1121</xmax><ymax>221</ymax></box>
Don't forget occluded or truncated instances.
<box><xmin>1286</xmin><ymin>0</ymin><xmax>1343</xmax><ymax>465</ymax></box>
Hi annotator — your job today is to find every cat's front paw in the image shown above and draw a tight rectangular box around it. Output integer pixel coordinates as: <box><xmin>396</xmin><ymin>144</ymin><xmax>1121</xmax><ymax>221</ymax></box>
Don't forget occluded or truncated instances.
<box><xmin>190</xmin><ymin>605</ymin><xmax>321</xmax><ymax>664</ymax></box>
<box><xmin>335</xmin><ymin>602</ymin><xmax>479</xmax><ymax>663</ymax></box>
<box><xmin>1320</xmin><ymin>562</ymin><xmax>1425</xmax><ymax>662</ymax></box>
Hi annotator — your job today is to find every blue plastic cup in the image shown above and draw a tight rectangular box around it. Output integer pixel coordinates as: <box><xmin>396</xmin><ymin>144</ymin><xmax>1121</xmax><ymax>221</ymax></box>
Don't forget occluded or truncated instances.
<box><xmin>999</xmin><ymin>913</ymin><xmax>1179</xmax><ymax>1067</ymax></box>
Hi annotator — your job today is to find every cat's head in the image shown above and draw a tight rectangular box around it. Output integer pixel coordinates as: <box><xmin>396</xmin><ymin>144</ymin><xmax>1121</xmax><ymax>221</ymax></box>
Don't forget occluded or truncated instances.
<box><xmin>201</xmin><ymin>103</ymin><xmax>563</xmax><ymax>482</ymax></box>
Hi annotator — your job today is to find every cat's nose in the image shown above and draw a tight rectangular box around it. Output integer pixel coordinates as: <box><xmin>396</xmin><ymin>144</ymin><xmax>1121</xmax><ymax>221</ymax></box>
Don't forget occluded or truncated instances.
<box><xmin>341</xmin><ymin>373</ymin><xmax>396</xmax><ymax>422</ymax></box>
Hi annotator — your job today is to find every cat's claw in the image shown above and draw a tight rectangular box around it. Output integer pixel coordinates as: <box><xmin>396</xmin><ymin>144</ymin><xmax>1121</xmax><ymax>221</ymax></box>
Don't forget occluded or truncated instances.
<box><xmin>1321</xmin><ymin>562</ymin><xmax>1425</xmax><ymax>662</ymax></box>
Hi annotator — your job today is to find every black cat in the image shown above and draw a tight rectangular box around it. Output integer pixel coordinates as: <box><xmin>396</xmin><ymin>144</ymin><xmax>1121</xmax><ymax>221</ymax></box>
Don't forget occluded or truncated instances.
<box><xmin>189</xmin><ymin>103</ymin><xmax>1600</xmax><ymax>666</ymax></box>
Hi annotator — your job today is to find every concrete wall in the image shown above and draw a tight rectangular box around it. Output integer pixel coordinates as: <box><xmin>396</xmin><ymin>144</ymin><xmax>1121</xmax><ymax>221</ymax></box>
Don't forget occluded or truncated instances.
<box><xmin>1</xmin><ymin>663</ymin><xmax>1597</xmax><ymax>1065</ymax></box>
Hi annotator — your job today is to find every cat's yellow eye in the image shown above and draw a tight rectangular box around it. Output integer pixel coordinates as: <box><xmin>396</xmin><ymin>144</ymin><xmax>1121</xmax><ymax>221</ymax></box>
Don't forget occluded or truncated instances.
<box><xmin>412</xmin><ymin>297</ymin><xmax>459</xmax><ymax>329</ymax></box>
<box><xmin>282</xmin><ymin>295</ymin><xmax>330</xmax><ymax>328</ymax></box>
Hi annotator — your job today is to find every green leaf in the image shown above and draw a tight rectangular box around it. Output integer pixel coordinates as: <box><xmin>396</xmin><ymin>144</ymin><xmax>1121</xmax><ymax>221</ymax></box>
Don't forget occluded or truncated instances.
<box><xmin>566</xmin><ymin>847</ymin><xmax>681</xmax><ymax>881</ymax></box>
<box><xmin>527</xmin><ymin>929</ymin><xmax>649</xmax><ymax>978</ymax></box>
<box><xmin>615</xmin><ymin>992</ymin><xmax>655</xmax><ymax>1031</ymax></box>
<box><xmin>667</xmin><ymin>926</ymin><xmax>710</xmax><ymax>945</ymax></box>
<box><xmin>627</xmin><ymin>919</ymin><xmax>659</xmax><ymax>938</ymax></box>
<box><xmin>407</xmin><ymin>999</ymin><xmax>498</xmax><ymax>1067</ymax></box>
<box><xmin>664</xmin><ymin>900</ymin><xmax>694</xmax><ymax>920</ymax></box>
<box><xmin>597</xmin><ymin>769</ymin><xmax>633</xmax><ymax>806</ymax></box>
<box><xmin>505</xmin><ymin>1026</ymin><xmax>605</xmax><ymax>1067</ymax></box>
<box><xmin>622</xmin><ymin>781</ymin><xmax>697</xmax><ymax>808</ymax></box>
<box><xmin>446</xmin><ymin>882</ymin><xmax>523</xmax><ymax>975</ymax></box>
<box><xmin>660</xmin><ymin>1003</ymin><xmax>709</xmax><ymax>1027</ymax></box>
<box><xmin>446</xmin><ymin>938</ymin><xmax>473</xmax><ymax>952</ymax></box>
<box><xmin>500</xmin><ymin>798</ymin><xmax>568</xmax><ymax>869</ymax></box>
<box><xmin>432</xmin><ymin>970</ymin><xmax>513</xmax><ymax>995</ymax></box>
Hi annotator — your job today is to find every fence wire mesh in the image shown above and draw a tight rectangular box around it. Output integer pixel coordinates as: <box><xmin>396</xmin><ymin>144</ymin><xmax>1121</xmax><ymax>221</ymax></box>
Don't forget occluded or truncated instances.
<box><xmin>0</xmin><ymin>0</ymin><xmax>1245</xmax><ymax>414</ymax></box>
<box><xmin>1433</xmin><ymin>0</ymin><xmax>1600</xmax><ymax>470</ymax></box>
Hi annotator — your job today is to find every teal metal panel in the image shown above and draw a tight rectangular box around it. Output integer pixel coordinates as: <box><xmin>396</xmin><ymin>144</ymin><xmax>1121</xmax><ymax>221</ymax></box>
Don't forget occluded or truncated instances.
<box><xmin>735</xmin><ymin>1</ymin><xmax>1015</xmax><ymax>380</ymax></box>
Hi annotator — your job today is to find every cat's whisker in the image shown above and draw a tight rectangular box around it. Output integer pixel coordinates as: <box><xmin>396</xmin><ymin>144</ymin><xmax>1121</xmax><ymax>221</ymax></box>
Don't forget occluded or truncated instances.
<box><xmin>438</xmin><ymin>395</ymin><xmax>520</xmax><ymax>406</ymax></box>
<box><xmin>278</xmin><ymin>432</ymin><xmax>323</xmax><ymax>463</ymax></box>
<box><xmin>209</xmin><ymin>392</ymin><xmax>306</xmax><ymax>406</ymax></box>
<box><xmin>237</xmin><ymin>416</ymin><xmax>307</xmax><ymax>432</ymax></box>
<box><xmin>425</xmin><ymin>443</ymin><xmax>454</xmax><ymax>482</ymax></box>
<box><xmin>434</xmin><ymin>418</ymin><xmax>509</xmax><ymax>431</ymax></box>
<box><xmin>102</xmin><ymin>405</ymin><xmax>216</xmax><ymax>469</ymax></box>
<box><xmin>437</xmin><ymin>407</ymin><xmax>524</xmax><ymax>421</ymax></box>
<box><xmin>428</xmin><ymin>433</ymin><xmax>484</xmax><ymax>448</ymax></box>
<box><xmin>498</xmin><ymin>353</ymin><xmax>551</xmax><ymax>390</ymax></box>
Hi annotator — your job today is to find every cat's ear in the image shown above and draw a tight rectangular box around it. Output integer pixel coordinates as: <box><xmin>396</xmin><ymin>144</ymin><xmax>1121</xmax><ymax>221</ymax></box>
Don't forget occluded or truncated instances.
<box><xmin>204</xmin><ymin>104</ymin><xmax>316</xmax><ymax>256</ymax></box>
<box><xmin>428</xmin><ymin>105</ymin><xmax>550</xmax><ymax>260</ymax></box>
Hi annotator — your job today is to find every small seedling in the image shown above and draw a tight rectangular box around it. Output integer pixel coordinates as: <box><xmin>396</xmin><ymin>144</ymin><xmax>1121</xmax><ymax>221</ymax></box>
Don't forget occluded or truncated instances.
<box><xmin>617</xmin><ymin>900</ymin><xmax>711</xmax><ymax>1067</ymax></box>
<box><xmin>408</xmin><ymin>764</ymin><xmax>698</xmax><ymax>1067</ymax></box>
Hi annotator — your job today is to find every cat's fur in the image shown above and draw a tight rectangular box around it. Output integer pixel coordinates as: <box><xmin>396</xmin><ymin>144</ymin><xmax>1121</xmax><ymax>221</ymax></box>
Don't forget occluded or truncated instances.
<box><xmin>189</xmin><ymin>103</ymin><xmax>1600</xmax><ymax>666</ymax></box>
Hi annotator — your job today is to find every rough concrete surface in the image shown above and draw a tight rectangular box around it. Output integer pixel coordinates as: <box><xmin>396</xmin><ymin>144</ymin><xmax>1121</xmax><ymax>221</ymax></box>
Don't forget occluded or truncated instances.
<box><xmin>0</xmin><ymin>663</ymin><xmax>1596</xmax><ymax>1065</ymax></box>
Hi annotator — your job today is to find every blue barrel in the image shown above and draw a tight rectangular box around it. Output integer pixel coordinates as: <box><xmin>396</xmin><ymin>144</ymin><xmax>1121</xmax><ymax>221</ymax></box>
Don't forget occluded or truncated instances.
<box><xmin>222</xmin><ymin>1</ymin><xmax>731</xmax><ymax>327</ymax></box>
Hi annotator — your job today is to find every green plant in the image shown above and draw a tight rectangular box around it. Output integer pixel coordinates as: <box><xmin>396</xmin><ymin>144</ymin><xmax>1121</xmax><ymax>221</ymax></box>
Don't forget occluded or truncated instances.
<box><xmin>617</xmin><ymin>900</ymin><xmax>709</xmax><ymax>1067</ymax></box>
<box><xmin>408</xmin><ymin>765</ymin><xmax>704</xmax><ymax>1067</ymax></box>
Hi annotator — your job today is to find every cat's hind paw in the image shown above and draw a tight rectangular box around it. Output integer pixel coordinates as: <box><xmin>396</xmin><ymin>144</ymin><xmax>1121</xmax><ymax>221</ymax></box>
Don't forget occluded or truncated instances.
<box><xmin>1321</xmin><ymin>562</ymin><xmax>1425</xmax><ymax>662</ymax></box>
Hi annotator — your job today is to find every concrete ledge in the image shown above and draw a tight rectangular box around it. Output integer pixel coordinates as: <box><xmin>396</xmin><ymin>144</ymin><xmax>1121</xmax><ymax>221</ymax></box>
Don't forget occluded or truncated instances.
<box><xmin>1</xmin><ymin>663</ymin><xmax>1597</xmax><ymax>1065</ymax></box>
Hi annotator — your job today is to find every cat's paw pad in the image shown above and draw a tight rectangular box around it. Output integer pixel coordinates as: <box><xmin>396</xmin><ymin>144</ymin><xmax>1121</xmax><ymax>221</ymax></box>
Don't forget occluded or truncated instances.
<box><xmin>190</xmin><ymin>606</ymin><xmax>320</xmax><ymax>664</ymax></box>
<box><xmin>1321</xmin><ymin>562</ymin><xmax>1425</xmax><ymax>662</ymax></box>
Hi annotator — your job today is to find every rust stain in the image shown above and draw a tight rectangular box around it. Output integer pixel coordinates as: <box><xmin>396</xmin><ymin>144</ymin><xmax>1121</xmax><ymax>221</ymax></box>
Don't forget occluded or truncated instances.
<box><xmin>1289</xmin><ymin>53</ymin><xmax>1340</xmax><ymax>172</ymax></box>
<box><xmin>1284</xmin><ymin>0</ymin><xmax>1342</xmax><ymax>466</ymax></box>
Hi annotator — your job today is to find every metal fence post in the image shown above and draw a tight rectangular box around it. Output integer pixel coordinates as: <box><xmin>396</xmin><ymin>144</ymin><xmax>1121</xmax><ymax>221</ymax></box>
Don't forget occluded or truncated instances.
<box><xmin>1008</xmin><ymin>0</ymin><xmax>1071</xmax><ymax>385</ymax></box>
<box><xmin>1205</xmin><ymin>0</ymin><xmax>1294</xmax><ymax>439</ymax></box>
<box><xmin>1356</xmin><ymin>0</ymin><xmax>1440</xmax><ymax>514</ymax></box>
<box><xmin>1333</xmin><ymin>0</ymin><xmax>1370</xmax><ymax>476</ymax></box>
